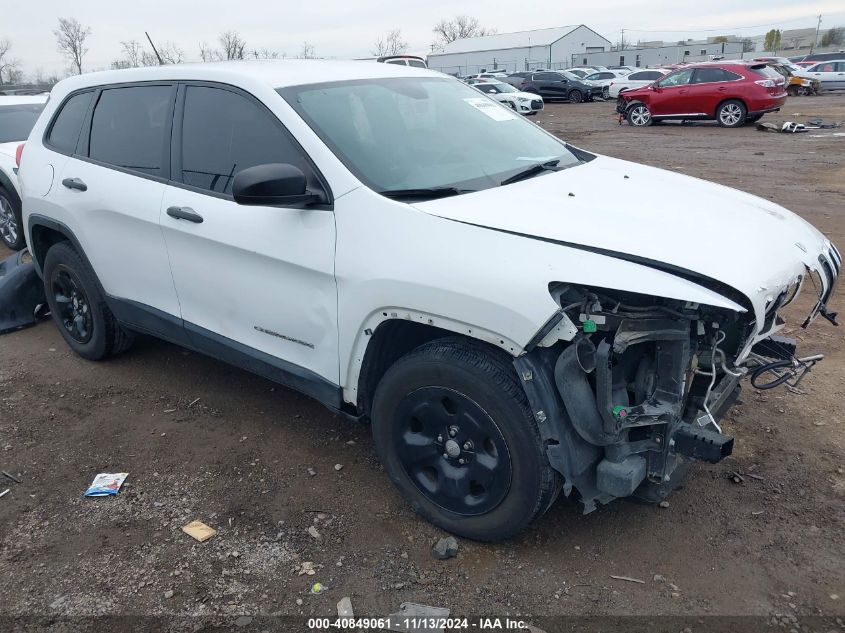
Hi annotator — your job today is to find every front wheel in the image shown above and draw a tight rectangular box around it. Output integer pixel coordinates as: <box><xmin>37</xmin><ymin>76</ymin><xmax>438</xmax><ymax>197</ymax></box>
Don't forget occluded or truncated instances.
<box><xmin>371</xmin><ymin>338</ymin><xmax>561</xmax><ymax>541</ymax></box>
<box><xmin>716</xmin><ymin>100</ymin><xmax>746</xmax><ymax>128</ymax></box>
<box><xmin>42</xmin><ymin>242</ymin><xmax>135</xmax><ymax>360</ymax></box>
<box><xmin>568</xmin><ymin>89</ymin><xmax>584</xmax><ymax>104</ymax></box>
<box><xmin>0</xmin><ymin>187</ymin><xmax>25</xmax><ymax>251</ymax></box>
<box><xmin>626</xmin><ymin>103</ymin><xmax>652</xmax><ymax>126</ymax></box>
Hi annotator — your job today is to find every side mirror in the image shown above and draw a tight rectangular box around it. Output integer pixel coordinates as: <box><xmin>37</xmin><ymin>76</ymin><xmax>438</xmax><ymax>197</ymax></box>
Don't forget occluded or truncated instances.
<box><xmin>233</xmin><ymin>163</ymin><xmax>321</xmax><ymax>207</ymax></box>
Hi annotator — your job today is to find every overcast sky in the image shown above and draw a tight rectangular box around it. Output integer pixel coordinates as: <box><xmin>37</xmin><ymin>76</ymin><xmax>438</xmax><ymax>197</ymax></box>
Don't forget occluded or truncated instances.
<box><xmin>4</xmin><ymin>0</ymin><xmax>845</xmax><ymax>76</ymax></box>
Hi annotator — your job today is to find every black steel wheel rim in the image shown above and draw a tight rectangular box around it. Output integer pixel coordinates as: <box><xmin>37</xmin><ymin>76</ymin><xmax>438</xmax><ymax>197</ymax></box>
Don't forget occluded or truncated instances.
<box><xmin>51</xmin><ymin>265</ymin><xmax>93</xmax><ymax>344</ymax></box>
<box><xmin>393</xmin><ymin>387</ymin><xmax>512</xmax><ymax>516</ymax></box>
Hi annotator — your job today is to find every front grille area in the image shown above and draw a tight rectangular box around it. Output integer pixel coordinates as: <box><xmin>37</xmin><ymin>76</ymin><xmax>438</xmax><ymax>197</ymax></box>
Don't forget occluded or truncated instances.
<box><xmin>531</xmin><ymin>99</ymin><xmax>543</xmax><ymax>110</ymax></box>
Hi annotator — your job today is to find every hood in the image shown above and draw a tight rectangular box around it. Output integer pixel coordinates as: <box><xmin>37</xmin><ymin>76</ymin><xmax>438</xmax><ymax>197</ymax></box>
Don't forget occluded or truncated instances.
<box><xmin>413</xmin><ymin>155</ymin><xmax>833</xmax><ymax>326</ymax></box>
<box><xmin>0</xmin><ymin>142</ymin><xmax>20</xmax><ymax>159</ymax></box>
<box><xmin>512</xmin><ymin>91</ymin><xmax>541</xmax><ymax>100</ymax></box>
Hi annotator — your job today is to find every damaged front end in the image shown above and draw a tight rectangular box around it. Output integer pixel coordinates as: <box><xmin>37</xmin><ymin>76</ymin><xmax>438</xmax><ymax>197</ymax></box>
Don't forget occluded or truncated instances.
<box><xmin>515</xmin><ymin>273</ymin><xmax>836</xmax><ymax>512</ymax></box>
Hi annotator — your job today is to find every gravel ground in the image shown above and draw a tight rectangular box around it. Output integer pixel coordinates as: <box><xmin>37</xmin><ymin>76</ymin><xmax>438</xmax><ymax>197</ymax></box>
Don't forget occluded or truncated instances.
<box><xmin>1</xmin><ymin>93</ymin><xmax>843</xmax><ymax>632</ymax></box>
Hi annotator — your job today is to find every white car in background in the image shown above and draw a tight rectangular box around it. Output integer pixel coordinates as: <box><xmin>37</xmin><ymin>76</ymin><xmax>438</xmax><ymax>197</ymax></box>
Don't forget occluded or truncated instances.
<box><xmin>805</xmin><ymin>60</ymin><xmax>845</xmax><ymax>90</ymax></box>
<box><xmin>0</xmin><ymin>95</ymin><xmax>49</xmax><ymax>250</ymax></box>
<box><xmin>580</xmin><ymin>70</ymin><xmax>630</xmax><ymax>98</ymax></box>
<box><xmin>606</xmin><ymin>68</ymin><xmax>670</xmax><ymax>98</ymax></box>
<box><xmin>473</xmin><ymin>81</ymin><xmax>543</xmax><ymax>115</ymax></box>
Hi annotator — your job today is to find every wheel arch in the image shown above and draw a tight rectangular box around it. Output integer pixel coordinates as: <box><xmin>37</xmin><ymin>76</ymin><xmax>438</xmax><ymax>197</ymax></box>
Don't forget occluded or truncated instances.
<box><xmin>27</xmin><ymin>215</ymin><xmax>87</xmax><ymax>278</ymax></box>
<box><xmin>0</xmin><ymin>171</ymin><xmax>21</xmax><ymax>208</ymax></box>
<box><xmin>350</xmin><ymin>312</ymin><xmax>529</xmax><ymax>419</ymax></box>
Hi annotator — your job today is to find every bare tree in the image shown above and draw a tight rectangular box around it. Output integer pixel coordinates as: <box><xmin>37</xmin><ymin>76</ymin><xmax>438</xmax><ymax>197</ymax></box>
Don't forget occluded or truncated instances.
<box><xmin>0</xmin><ymin>38</ymin><xmax>22</xmax><ymax>84</ymax></box>
<box><xmin>120</xmin><ymin>40</ymin><xmax>144</xmax><ymax>67</ymax></box>
<box><xmin>198</xmin><ymin>42</ymin><xmax>221</xmax><ymax>62</ymax></box>
<box><xmin>433</xmin><ymin>16</ymin><xmax>495</xmax><ymax>46</ymax></box>
<box><xmin>157</xmin><ymin>42</ymin><xmax>185</xmax><ymax>64</ymax></box>
<box><xmin>219</xmin><ymin>31</ymin><xmax>247</xmax><ymax>60</ymax></box>
<box><xmin>251</xmin><ymin>48</ymin><xmax>280</xmax><ymax>59</ymax></box>
<box><xmin>372</xmin><ymin>29</ymin><xmax>408</xmax><ymax>57</ymax></box>
<box><xmin>54</xmin><ymin>17</ymin><xmax>91</xmax><ymax>75</ymax></box>
<box><xmin>298</xmin><ymin>41</ymin><xmax>316</xmax><ymax>59</ymax></box>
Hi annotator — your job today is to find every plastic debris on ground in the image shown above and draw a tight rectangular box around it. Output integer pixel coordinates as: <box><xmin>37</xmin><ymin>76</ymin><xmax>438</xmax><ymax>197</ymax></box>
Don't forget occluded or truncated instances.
<box><xmin>84</xmin><ymin>472</ymin><xmax>128</xmax><ymax>497</ymax></box>
<box><xmin>182</xmin><ymin>520</ymin><xmax>217</xmax><ymax>542</ymax></box>
<box><xmin>310</xmin><ymin>582</ymin><xmax>326</xmax><ymax>594</ymax></box>
<box><xmin>337</xmin><ymin>596</ymin><xmax>354</xmax><ymax>617</ymax></box>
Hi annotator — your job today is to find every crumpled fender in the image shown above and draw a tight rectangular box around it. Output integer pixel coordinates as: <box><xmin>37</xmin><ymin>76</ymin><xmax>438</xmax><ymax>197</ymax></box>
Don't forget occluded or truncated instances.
<box><xmin>0</xmin><ymin>250</ymin><xmax>46</xmax><ymax>335</ymax></box>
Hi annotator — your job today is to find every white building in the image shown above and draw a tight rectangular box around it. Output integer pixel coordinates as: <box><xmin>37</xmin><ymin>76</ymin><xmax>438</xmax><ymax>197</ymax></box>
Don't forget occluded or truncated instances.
<box><xmin>427</xmin><ymin>25</ymin><xmax>611</xmax><ymax>76</ymax></box>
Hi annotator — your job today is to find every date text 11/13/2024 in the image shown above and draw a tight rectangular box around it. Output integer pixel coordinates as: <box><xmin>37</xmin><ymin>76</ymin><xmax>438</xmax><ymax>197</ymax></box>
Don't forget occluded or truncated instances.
<box><xmin>307</xmin><ymin>617</ymin><xmax>531</xmax><ymax>630</ymax></box>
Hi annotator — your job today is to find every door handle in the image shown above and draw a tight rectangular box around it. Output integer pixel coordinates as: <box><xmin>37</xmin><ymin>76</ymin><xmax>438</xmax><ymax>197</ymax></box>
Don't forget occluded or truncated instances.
<box><xmin>717</xmin><ymin>86</ymin><xmax>727</xmax><ymax>91</ymax></box>
<box><xmin>166</xmin><ymin>206</ymin><xmax>204</xmax><ymax>224</ymax></box>
<box><xmin>62</xmin><ymin>177</ymin><xmax>87</xmax><ymax>192</ymax></box>
<box><xmin>679</xmin><ymin>89</ymin><xmax>688</xmax><ymax>94</ymax></box>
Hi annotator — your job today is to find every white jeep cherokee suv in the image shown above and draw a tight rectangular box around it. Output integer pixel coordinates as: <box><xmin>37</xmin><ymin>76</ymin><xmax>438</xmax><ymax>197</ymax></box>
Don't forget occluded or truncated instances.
<box><xmin>19</xmin><ymin>61</ymin><xmax>839</xmax><ymax>540</ymax></box>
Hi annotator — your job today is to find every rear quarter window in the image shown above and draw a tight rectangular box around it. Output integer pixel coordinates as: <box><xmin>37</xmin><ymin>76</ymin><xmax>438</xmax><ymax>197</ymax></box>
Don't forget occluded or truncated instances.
<box><xmin>751</xmin><ymin>65</ymin><xmax>786</xmax><ymax>80</ymax></box>
<box><xmin>46</xmin><ymin>91</ymin><xmax>94</xmax><ymax>154</ymax></box>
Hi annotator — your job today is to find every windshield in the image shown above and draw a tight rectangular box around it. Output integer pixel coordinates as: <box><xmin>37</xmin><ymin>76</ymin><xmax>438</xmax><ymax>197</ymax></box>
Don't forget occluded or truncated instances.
<box><xmin>585</xmin><ymin>73</ymin><xmax>601</xmax><ymax>81</ymax></box>
<box><xmin>494</xmin><ymin>82</ymin><xmax>517</xmax><ymax>93</ymax></box>
<box><xmin>0</xmin><ymin>103</ymin><xmax>45</xmax><ymax>143</ymax></box>
<box><xmin>280</xmin><ymin>77</ymin><xmax>580</xmax><ymax>195</ymax></box>
<box><xmin>560</xmin><ymin>71</ymin><xmax>580</xmax><ymax>81</ymax></box>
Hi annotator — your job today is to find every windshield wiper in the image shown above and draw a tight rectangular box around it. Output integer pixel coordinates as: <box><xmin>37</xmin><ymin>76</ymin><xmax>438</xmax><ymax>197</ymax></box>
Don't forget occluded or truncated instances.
<box><xmin>500</xmin><ymin>159</ymin><xmax>561</xmax><ymax>186</ymax></box>
<box><xmin>378</xmin><ymin>187</ymin><xmax>474</xmax><ymax>200</ymax></box>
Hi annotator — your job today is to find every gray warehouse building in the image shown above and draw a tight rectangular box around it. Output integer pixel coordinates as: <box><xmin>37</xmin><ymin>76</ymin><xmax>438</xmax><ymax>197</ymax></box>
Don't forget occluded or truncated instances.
<box><xmin>580</xmin><ymin>40</ymin><xmax>745</xmax><ymax>68</ymax></box>
<box><xmin>427</xmin><ymin>25</ymin><xmax>612</xmax><ymax>76</ymax></box>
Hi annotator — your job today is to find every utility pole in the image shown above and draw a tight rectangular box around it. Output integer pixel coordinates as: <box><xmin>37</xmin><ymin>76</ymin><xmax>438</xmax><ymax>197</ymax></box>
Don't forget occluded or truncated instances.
<box><xmin>811</xmin><ymin>14</ymin><xmax>821</xmax><ymax>54</ymax></box>
<box><xmin>620</xmin><ymin>28</ymin><xmax>625</xmax><ymax>51</ymax></box>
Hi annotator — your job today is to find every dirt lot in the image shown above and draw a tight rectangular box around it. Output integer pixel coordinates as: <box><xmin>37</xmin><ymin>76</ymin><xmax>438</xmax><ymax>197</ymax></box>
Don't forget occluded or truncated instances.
<box><xmin>1</xmin><ymin>94</ymin><xmax>844</xmax><ymax>632</ymax></box>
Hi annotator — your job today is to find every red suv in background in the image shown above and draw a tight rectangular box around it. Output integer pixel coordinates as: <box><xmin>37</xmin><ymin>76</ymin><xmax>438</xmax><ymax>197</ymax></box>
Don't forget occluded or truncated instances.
<box><xmin>617</xmin><ymin>61</ymin><xmax>787</xmax><ymax>128</ymax></box>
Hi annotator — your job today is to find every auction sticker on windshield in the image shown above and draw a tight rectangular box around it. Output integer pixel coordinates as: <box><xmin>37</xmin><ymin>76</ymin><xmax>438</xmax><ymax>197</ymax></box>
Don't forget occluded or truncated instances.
<box><xmin>463</xmin><ymin>97</ymin><xmax>517</xmax><ymax>121</ymax></box>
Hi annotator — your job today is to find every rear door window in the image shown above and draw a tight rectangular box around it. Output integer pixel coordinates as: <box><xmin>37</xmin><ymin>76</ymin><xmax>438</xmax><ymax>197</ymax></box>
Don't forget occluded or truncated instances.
<box><xmin>47</xmin><ymin>92</ymin><xmax>94</xmax><ymax>154</ymax></box>
<box><xmin>0</xmin><ymin>102</ymin><xmax>46</xmax><ymax>144</ymax></box>
<box><xmin>658</xmin><ymin>69</ymin><xmax>694</xmax><ymax>87</ymax></box>
<box><xmin>692</xmin><ymin>68</ymin><xmax>738</xmax><ymax>83</ymax></box>
<box><xmin>178</xmin><ymin>85</ymin><xmax>310</xmax><ymax>196</ymax></box>
<box><xmin>88</xmin><ymin>85</ymin><xmax>174</xmax><ymax>177</ymax></box>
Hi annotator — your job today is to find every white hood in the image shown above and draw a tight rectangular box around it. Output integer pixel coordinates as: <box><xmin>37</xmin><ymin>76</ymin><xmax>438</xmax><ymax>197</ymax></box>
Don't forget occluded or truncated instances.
<box><xmin>0</xmin><ymin>141</ymin><xmax>20</xmax><ymax>159</ymax></box>
<box><xmin>413</xmin><ymin>155</ymin><xmax>836</xmax><ymax>326</ymax></box>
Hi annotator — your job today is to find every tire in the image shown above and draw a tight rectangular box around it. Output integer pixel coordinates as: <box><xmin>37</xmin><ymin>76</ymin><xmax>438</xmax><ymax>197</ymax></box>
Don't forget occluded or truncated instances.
<box><xmin>626</xmin><ymin>103</ymin><xmax>652</xmax><ymax>126</ymax></box>
<box><xmin>42</xmin><ymin>242</ymin><xmax>134</xmax><ymax>360</ymax></box>
<box><xmin>787</xmin><ymin>85</ymin><xmax>800</xmax><ymax>97</ymax></box>
<box><xmin>746</xmin><ymin>113</ymin><xmax>764</xmax><ymax>124</ymax></box>
<box><xmin>371</xmin><ymin>338</ymin><xmax>561</xmax><ymax>541</ymax></box>
<box><xmin>716</xmin><ymin>100</ymin><xmax>746</xmax><ymax>128</ymax></box>
<box><xmin>0</xmin><ymin>186</ymin><xmax>25</xmax><ymax>251</ymax></box>
<box><xmin>568</xmin><ymin>89</ymin><xmax>583</xmax><ymax>104</ymax></box>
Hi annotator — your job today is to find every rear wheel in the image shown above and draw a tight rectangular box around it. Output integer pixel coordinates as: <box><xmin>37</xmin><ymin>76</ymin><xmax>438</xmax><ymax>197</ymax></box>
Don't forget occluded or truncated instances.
<box><xmin>42</xmin><ymin>242</ymin><xmax>134</xmax><ymax>360</ymax></box>
<box><xmin>568</xmin><ymin>89</ymin><xmax>584</xmax><ymax>104</ymax></box>
<box><xmin>371</xmin><ymin>338</ymin><xmax>560</xmax><ymax>541</ymax></box>
<box><xmin>626</xmin><ymin>103</ymin><xmax>652</xmax><ymax>126</ymax></box>
<box><xmin>716</xmin><ymin>100</ymin><xmax>746</xmax><ymax>128</ymax></box>
<box><xmin>0</xmin><ymin>186</ymin><xmax>25</xmax><ymax>251</ymax></box>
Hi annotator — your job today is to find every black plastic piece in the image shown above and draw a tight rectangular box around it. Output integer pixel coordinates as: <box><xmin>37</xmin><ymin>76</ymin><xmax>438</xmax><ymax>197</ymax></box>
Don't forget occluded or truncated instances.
<box><xmin>672</xmin><ymin>425</ymin><xmax>734</xmax><ymax>463</ymax></box>
<box><xmin>751</xmin><ymin>334</ymin><xmax>797</xmax><ymax>360</ymax></box>
<box><xmin>0</xmin><ymin>250</ymin><xmax>46</xmax><ymax>335</ymax></box>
